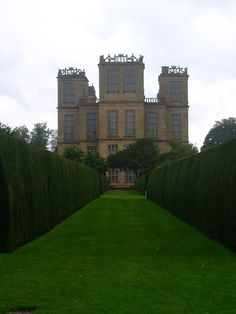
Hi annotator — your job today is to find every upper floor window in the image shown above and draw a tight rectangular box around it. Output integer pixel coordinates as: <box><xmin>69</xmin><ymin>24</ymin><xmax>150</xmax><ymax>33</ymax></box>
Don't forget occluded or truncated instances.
<box><xmin>108</xmin><ymin>110</ymin><xmax>118</xmax><ymax>137</ymax></box>
<box><xmin>124</xmin><ymin>70</ymin><xmax>136</xmax><ymax>92</ymax></box>
<box><xmin>108</xmin><ymin>144</ymin><xmax>118</xmax><ymax>155</ymax></box>
<box><xmin>107</xmin><ymin>71</ymin><xmax>118</xmax><ymax>92</ymax></box>
<box><xmin>86</xmin><ymin>113</ymin><xmax>97</xmax><ymax>139</ymax></box>
<box><xmin>64</xmin><ymin>115</ymin><xmax>75</xmax><ymax>141</ymax></box>
<box><xmin>170</xmin><ymin>81</ymin><xmax>181</xmax><ymax>102</ymax></box>
<box><xmin>125</xmin><ymin>110</ymin><xmax>135</xmax><ymax>137</ymax></box>
<box><xmin>146</xmin><ymin>112</ymin><xmax>158</xmax><ymax>138</ymax></box>
<box><xmin>171</xmin><ymin>114</ymin><xmax>182</xmax><ymax>139</ymax></box>
<box><xmin>64</xmin><ymin>82</ymin><xmax>75</xmax><ymax>103</ymax></box>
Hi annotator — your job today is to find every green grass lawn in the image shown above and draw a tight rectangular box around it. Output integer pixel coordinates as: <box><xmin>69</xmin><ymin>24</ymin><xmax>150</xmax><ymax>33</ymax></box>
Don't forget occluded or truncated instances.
<box><xmin>0</xmin><ymin>190</ymin><xmax>236</xmax><ymax>313</ymax></box>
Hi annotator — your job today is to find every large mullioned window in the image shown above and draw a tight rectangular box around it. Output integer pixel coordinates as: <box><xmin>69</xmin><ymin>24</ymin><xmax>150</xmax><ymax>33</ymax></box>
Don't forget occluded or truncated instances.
<box><xmin>108</xmin><ymin>169</ymin><xmax>118</xmax><ymax>183</ymax></box>
<box><xmin>108</xmin><ymin>110</ymin><xmax>118</xmax><ymax>137</ymax></box>
<box><xmin>146</xmin><ymin>112</ymin><xmax>158</xmax><ymax>138</ymax></box>
<box><xmin>64</xmin><ymin>115</ymin><xmax>75</xmax><ymax>141</ymax></box>
<box><xmin>87</xmin><ymin>146</ymin><xmax>97</xmax><ymax>153</ymax></box>
<box><xmin>107</xmin><ymin>71</ymin><xmax>118</xmax><ymax>92</ymax></box>
<box><xmin>125</xmin><ymin>169</ymin><xmax>136</xmax><ymax>183</ymax></box>
<box><xmin>124</xmin><ymin>70</ymin><xmax>136</xmax><ymax>92</ymax></box>
<box><xmin>171</xmin><ymin>114</ymin><xmax>182</xmax><ymax>139</ymax></box>
<box><xmin>125</xmin><ymin>110</ymin><xmax>135</xmax><ymax>137</ymax></box>
<box><xmin>64</xmin><ymin>82</ymin><xmax>75</xmax><ymax>103</ymax></box>
<box><xmin>170</xmin><ymin>81</ymin><xmax>181</xmax><ymax>102</ymax></box>
<box><xmin>86</xmin><ymin>113</ymin><xmax>97</xmax><ymax>139</ymax></box>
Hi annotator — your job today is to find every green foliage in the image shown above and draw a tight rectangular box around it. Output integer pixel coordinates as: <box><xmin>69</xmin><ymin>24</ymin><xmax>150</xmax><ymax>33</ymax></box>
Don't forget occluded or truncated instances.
<box><xmin>30</xmin><ymin>122</ymin><xmax>52</xmax><ymax>149</ymax></box>
<box><xmin>63</xmin><ymin>147</ymin><xmax>86</xmax><ymax>162</ymax></box>
<box><xmin>134</xmin><ymin>173</ymin><xmax>148</xmax><ymax>195</ymax></box>
<box><xmin>0</xmin><ymin>134</ymin><xmax>107</xmax><ymax>252</ymax></box>
<box><xmin>48</xmin><ymin>129</ymin><xmax>58</xmax><ymax>152</ymax></box>
<box><xmin>11</xmin><ymin>125</ymin><xmax>30</xmax><ymax>142</ymax></box>
<box><xmin>63</xmin><ymin>148</ymin><xmax>108</xmax><ymax>175</ymax></box>
<box><xmin>157</xmin><ymin>140</ymin><xmax>198</xmax><ymax>165</ymax></box>
<box><xmin>108</xmin><ymin>139</ymin><xmax>159</xmax><ymax>174</ymax></box>
<box><xmin>99</xmin><ymin>174</ymin><xmax>109</xmax><ymax>193</ymax></box>
<box><xmin>146</xmin><ymin>139</ymin><xmax>236</xmax><ymax>250</ymax></box>
<box><xmin>0</xmin><ymin>123</ymin><xmax>12</xmax><ymax>136</ymax></box>
<box><xmin>201</xmin><ymin>117</ymin><xmax>236</xmax><ymax>151</ymax></box>
<box><xmin>135</xmin><ymin>141</ymin><xmax>197</xmax><ymax>194</ymax></box>
<box><xmin>0</xmin><ymin>121</ymin><xmax>57</xmax><ymax>150</ymax></box>
<box><xmin>84</xmin><ymin>152</ymin><xmax>108</xmax><ymax>174</ymax></box>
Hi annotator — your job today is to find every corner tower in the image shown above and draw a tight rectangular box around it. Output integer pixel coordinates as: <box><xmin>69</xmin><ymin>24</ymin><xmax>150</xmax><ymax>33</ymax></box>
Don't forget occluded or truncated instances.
<box><xmin>158</xmin><ymin>66</ymin><xmax>189</xmax><ymax>142</ymax></box>
<box><xmin>57</xmin><ymin>67</ymin><xmax>97</xmax><ymax>154</ymax></box>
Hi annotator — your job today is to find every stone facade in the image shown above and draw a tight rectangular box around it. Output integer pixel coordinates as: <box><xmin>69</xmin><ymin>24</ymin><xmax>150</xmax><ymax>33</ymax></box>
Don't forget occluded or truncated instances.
<box><xmin>57</xmin><ymin>55</ymin><xmax>189</xmax><ymax>187</ymax></box>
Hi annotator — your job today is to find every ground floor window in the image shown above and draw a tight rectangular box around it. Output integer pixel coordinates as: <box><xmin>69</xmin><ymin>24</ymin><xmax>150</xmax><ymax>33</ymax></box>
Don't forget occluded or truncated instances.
<box><xmin>87</xmin><ymin>146</ymin><xmax>97</xmax><ymax>153</ymax></box>
<box><xmin>108</xmin><ymin>169</ymin><xmax>118</xmax><ymax>183</ymax></box>
<box><xmin>108</xmin><ymin>144</ymin><xmax>118</xmax><ymax>155</ymax></box>
<box><xmin>125</xmin><ymin>169</ymin><xmax>136</xmax><ymax>182</ymax></box>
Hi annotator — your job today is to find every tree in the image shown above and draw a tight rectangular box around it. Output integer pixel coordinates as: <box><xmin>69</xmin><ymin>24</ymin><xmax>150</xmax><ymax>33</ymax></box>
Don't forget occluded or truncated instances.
<box><xmin>157</xmin><ymin>140</ymin><xmax>198</xmax><ymax>165</ymax></box>
<box><xmin>63</xmin><ymin>147</ymin><xmax>85</xmax><ymax>162</ymax></box>
<box><xmin>0</xmin><ymin>121</ymin><xmax>57</xmax><ymax>150</ymax></box>
<box><xmin>107</xmin><ymin>139</ymin><xmax>159</xmax><ymax>175</ymax></box>
<box><xmin>201</xmin><ymin>117</ymin><xmax>236</xmax><ymax>151</ymax></box>
<box><xmin>30</xmin><ymin>122</ymin><xmax>56</xmax><ymax>150</ymax></box>
<box><xmin>48</xmin><ymin>129</ymin><xmax>58</xmax><ymax>152</ymax></box>
<box><xmin>12</xmin><ymin>125</ymin><xmax>30</xmax><ymax>143</ymax></box>
<box><xmin>83</xmin><ymin>152</ymin><xmax>108</xmax><ymax>174</ymax></box>
<box><xmin>0</xmin><ymin>123</ymin><xmax>12</xmax><ymax>135</ymax></box>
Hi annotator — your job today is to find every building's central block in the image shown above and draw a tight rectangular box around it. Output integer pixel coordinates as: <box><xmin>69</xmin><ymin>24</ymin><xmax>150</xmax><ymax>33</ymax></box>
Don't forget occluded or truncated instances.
<box><xmin>57</xmin><ymin>54</ymin><xmax>189</xmax><ymax>187</ymax></box>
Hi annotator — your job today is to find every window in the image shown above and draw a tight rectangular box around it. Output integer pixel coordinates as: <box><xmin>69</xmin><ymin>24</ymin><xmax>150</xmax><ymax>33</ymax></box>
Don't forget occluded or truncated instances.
<box><xmin>87</xmin><ymin>146</ymin><xmax>97</xmax><ymax>153</ymax></box>
<box><xmin>125</xmin><ymin>110</ymin><xmax>135</xmax><ymax>137</ymax></box>
<box><xmin>170</xmin><ymin>81</ymin><xmax>181</xmax><ymax>102</ymax></box>
<box><xmin>107</xmin><ymin>71</ymin><xmax>118</xmax><ymax>92</ymax></box>
<box><xmin>86</xmin><ymin>113</ymin><xmax>97</xmax><ymax>139</ymax></box>
<box><xmin>64</xmin><ymin>82</ymin><xmax>75</xmax><ymax>103</ymax></box>
<box><xmin>108</xmin><ymin>144</ymin><xmax>118</xmax><ymax>155</ymax></box>
<box><xmin>108</xmin><ymin>169</ymin><xmax>118</xmax><ymax>183</ymax></box>
<box><xmin>171</xmin><ymin>114</ymin><xmax>182</xmax><ymax>139</ymax></box>
<box><xmin>108</xmin><ymin>110</ymin><xmax>118</xmax><ymax>137</ymax></box>
<box><xmin>64</xmin><ymin>115</ymin><xmax>75</xmax><ymax>141</ymax></box>
<box><xmin>125</xmin><ymin>169</ymin><xmax>136</xmax><ymax>183</ymax></box>
<box><xmin>146</xmin><ymin>112</ymin><xmax>158</xmax><ymax>138</ymax></box>
<box><xmin>124</xmin><ymin>70</ymin><xmax>135</xmax><ymax>92</ymax></box>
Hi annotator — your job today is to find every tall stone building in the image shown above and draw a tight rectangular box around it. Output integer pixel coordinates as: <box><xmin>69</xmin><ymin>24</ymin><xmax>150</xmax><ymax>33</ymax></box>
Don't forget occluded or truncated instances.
<box><xmin>57</xmin><ymin>54</ymin><xmax>189</xmax><ymax>186</ymax></box>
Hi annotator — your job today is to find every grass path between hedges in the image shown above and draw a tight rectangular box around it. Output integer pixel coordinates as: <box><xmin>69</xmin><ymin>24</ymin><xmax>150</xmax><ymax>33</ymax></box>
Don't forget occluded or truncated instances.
<box><xmin>1</xmin><ymin>190</ymin><xmax>236</xmax><ymax>314</ymax></box>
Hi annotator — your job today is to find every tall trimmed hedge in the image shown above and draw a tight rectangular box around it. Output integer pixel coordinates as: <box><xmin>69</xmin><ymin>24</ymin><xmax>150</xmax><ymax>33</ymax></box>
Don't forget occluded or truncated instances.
<box><xmin>99</xmin><ymin>174</ymin><xmax>109</xmax><ymax>194</ymax></box>
<box><xmin>135</xmin><ymin>173</ymin><xmax>148</xmax><ymax>195</ymax></box>
<box><xmin>0</xmin><ymin>134</ymin><xmax>106</xmax><ymax>252</ymax></box>
<box><xmin>144</xmin><ymin>139</ymin><xmax>236</xmax><ymax>250</ymax></box>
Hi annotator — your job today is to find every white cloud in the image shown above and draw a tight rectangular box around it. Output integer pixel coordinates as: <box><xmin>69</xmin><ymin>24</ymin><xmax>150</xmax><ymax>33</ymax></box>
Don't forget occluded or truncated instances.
<box><xmin>0</xmin><ymin>0</ymin><xmax>236</xmax><ymax>149</ymax></box>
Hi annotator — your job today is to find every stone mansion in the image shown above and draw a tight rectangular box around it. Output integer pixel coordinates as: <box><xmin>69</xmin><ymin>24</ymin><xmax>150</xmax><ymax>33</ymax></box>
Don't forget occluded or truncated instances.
<box><xmin>57</xmin><ymin>54</ymin><xmax>189</xmax><ymax>186</ymax></box>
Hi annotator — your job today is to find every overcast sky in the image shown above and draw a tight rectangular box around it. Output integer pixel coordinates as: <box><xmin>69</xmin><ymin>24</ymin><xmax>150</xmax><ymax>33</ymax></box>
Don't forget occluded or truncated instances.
<box><xmin>1</xmin><ymin>0</ymin><xmax>236</xmax><ymax>148</ymax></box>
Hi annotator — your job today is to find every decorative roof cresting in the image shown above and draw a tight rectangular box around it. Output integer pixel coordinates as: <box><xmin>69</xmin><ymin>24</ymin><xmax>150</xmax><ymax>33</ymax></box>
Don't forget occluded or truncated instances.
<box><xmin>100</xmin><ymin>54</ymin><xmax>144</xmax><ymax>63</ymax></box>
<box><xmin>161</xmin><ymin>66</ymin><xmax>188</xmax><ymax>75</ymax></box>
<box><xmin>57</xmin><ymin>67</ymin><xmax>86</xmax><ymax>78</ymax></box>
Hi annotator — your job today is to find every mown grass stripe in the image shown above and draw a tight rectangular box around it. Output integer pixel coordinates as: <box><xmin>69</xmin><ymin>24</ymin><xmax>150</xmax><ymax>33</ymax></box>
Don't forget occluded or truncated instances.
<box><xmin>0</xmin><ymin>190</ymin><xmax>236</xmax><ymax>314</ymax></box>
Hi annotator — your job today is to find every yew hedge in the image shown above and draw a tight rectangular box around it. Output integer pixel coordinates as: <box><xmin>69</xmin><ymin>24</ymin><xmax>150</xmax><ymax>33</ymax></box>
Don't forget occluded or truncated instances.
<box><xmin>135</xmin><ymin>173</ymin><xmax>148</xmax><ymax>195</ymax></box>
<box><xmin>137</xmin><ymin>139</ymin><xmax>236</xmax><ymax>250</ymax></box>
<box><xmin>0</xmin><ymin>134</ymin><xmax>106</xmax><ymax>252</ymax></box>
